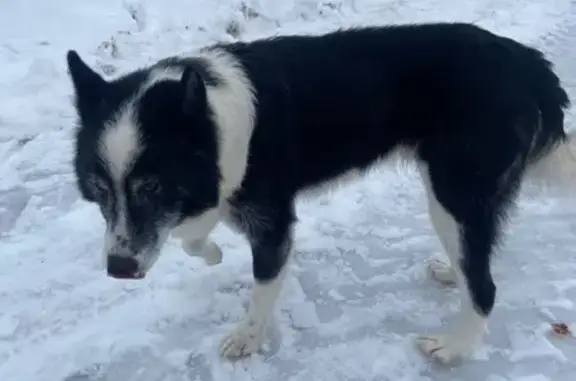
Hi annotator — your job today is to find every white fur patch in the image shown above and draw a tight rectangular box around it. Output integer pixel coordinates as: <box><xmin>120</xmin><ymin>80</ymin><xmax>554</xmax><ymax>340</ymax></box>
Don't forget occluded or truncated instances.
<box><xmin>98</xmin><ymin>106</ymin><xmax>141</xmax><ymax>181</ymax></box>
<box><xmin>199</xmin><ymin>48</ymin><xmax>257</xmax><ymax>200</ymax></box>
<box><xmin>182</xmin><ymin>238</ymin><xmax>223</xmax><ymax>265</ymax></box>
<box><xmin>171</xmin><ymin>207</ymin><xmax>221</xmax><ymax>242</ymax></box>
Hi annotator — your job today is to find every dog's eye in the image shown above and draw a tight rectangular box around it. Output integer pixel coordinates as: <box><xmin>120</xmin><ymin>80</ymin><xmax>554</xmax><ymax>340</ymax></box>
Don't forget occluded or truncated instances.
<box><xmin>88</xmin><ymin>176</ymin><xmax>110</xmax><ymax>202</ymax></box>
<box><xmin>132</xmin><ymin>178</ymin><xmax>161</xmax><ymax>195</ymax></box>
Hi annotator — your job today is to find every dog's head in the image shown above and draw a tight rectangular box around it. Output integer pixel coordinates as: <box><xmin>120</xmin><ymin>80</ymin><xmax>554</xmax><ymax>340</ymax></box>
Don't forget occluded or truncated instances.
<box><xmin>66</xmin><ymin>51</ymin><xmax>221</xmax><ymax>279</ymax></box>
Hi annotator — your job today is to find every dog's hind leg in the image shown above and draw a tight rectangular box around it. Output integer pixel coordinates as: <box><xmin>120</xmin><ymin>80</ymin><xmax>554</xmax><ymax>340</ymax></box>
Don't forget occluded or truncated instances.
<box><xmin>420</xmin><ymin>167</ymin><xmax>459</xmax><ymax>286</ymax></box>
<box><xmin>416</xmin><ymin>157</ymin><xmax>518</xmax><ymax>364</ymax></box>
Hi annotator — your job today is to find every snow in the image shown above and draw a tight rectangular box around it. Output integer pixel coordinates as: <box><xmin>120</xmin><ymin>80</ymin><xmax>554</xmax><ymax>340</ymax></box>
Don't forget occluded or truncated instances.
<box><xmin>1</xmin><ymin>0</ymin><xmax>576</xmax><ymax>379</ymax></box>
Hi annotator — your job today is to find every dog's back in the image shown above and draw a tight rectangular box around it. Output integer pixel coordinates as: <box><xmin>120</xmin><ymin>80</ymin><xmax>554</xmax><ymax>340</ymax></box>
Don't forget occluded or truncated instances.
<box><xmin>219</xmin><ymin>22</ymin><xmax>572</xmax><ymax>196</ymax></box>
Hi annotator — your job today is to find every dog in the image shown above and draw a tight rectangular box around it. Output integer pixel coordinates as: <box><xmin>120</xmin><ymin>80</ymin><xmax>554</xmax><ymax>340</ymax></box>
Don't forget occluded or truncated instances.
<box><xmin>66</xmin><ymin>22</ymin><xmax>576</xmax><ymax>364</ymax></box>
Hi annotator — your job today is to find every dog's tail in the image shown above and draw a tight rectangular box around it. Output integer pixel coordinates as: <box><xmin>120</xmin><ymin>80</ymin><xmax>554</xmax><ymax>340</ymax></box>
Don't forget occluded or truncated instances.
<box><xmin>527</xmin><ymin>131</ymin><xmax>576</xmax><ymax>189</ymax></box>
<box><xmin>521</xmin><ymin>48</ymin><xmax>576</xmax><ymax>192</ymax></box>
<box><xmin>524</xmin><ymin>88</ymin><xmax>576</xmax><ymax>191</ymax></box>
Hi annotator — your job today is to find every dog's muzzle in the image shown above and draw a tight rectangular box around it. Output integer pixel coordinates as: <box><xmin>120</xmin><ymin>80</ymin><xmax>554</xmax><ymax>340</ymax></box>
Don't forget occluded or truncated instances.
<box><xmin>107</xmin><ymin>255</ymin><xmax>144</xmax><ymax>279</ymax></box>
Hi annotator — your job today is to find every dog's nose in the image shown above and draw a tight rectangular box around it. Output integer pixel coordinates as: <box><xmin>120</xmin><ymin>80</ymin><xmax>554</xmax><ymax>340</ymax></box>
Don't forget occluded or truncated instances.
<box><xmin>107</xmin><ymin>255</ymin><xmax>139</xmax><ymax>279</ymax></box>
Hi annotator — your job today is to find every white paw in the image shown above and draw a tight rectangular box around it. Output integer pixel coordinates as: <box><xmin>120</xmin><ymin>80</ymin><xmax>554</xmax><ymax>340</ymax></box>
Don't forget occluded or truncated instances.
<box><xmin>182</xmin><ymin>240</ymin><xmax>222</xmax><ymax>266</ymax></box>
<box><xmin>220</xmin><ymin>323</ymin><xmax>265</xmax><ymax>359</ymax></box>
<box><xmin>428</xmin><ymin>259</ymin><xmax>457</xmax><ymax>285</ymax></box>
<box><xmin>417</xmin><ymin>334</ymin><xmax>467</xmax><ymax>364</ymax></box>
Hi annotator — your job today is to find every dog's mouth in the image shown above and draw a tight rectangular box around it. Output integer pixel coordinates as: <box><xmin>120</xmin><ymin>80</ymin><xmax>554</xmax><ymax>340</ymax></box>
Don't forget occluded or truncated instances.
<box><xmin>108</xmin><ymin>272</ymin><xmax>146</xmax><ymax>280</ymax></box>
<box><xmin>104</xmin><ymin>235</ymin><xmax>167</xmax><ymax>281</ymax></box>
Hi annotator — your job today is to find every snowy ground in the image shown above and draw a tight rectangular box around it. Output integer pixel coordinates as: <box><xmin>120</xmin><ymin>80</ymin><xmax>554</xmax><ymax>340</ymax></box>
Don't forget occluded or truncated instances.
<box><xmin>1</xmin><ymin>0</ymin><xmax>576</xmax><ymax>380</ymax></box>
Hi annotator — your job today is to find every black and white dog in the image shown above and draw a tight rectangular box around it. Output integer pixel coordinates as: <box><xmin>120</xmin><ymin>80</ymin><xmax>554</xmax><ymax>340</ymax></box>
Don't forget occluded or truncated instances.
<box><xmin>66</xmin><ymin>22</ymin><xmax>576</xmax><ymax>364</ymax></box>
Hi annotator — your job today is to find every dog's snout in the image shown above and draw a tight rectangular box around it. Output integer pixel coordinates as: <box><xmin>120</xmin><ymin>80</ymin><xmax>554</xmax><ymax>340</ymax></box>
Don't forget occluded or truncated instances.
<box><xmin>107</xmin><ymin>255</ymin><xmax>140</xmax><ymax>279</ymax></box>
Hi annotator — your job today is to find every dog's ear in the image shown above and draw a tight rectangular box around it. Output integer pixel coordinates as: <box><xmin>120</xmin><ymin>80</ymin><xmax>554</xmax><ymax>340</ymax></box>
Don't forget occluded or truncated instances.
<box><xmin>181</xmin><ymin>67</ymin><xmax>207</xmax><ymax>115</ymax></box>
<box><xmin>66</xmin><ymin>50</ymin><xmax>108</xmax><ymax>102</ymax></box>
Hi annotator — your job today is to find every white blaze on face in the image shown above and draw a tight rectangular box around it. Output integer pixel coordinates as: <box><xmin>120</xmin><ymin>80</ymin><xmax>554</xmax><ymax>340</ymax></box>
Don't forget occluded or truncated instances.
<box><xmin>97</xmin><ymin>106</ymin><xmax>142</xmax><ymax>258</ymax></box>
<box><xmin>99</xmin><ymin>107</ymin><xmax>141</xmax><ymax>181</ymax></box>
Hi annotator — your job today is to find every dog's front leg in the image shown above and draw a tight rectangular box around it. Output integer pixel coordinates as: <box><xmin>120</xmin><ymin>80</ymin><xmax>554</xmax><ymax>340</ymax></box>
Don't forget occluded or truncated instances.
<box><xmin>220</xmin><ymin>204</ymin><xmax>294</xmax><ymax>359</ymax></box>
<box><xmin>182</xmin><ymin>238</ymin><xmax>223</xmax><ymax>266</ymax></box>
